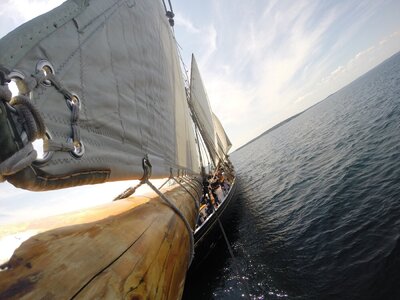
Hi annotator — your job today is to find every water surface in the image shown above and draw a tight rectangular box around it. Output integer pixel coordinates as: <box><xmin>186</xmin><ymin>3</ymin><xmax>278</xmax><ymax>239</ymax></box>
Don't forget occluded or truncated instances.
<box><xmin>184</xmin><ymin>52</ymin><xmax>400</xmax><ymax>299</ymax></box>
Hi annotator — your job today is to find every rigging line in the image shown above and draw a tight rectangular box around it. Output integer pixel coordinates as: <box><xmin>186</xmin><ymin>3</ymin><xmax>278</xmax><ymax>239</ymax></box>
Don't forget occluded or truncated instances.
<box><xmin>186</xmin><ymin>173</ymin><xmax>203</xmax><ymax>189</ymax></box>
<box><xmin>195</xmin><ymin>122</ymin><xmax>217</xmax><ymax>167</ymax></box>
<box><xmin>180</xmin><ymin>176</ymin><xmax>201</xmax><ymax>199</ymax></box>
<box><xmin>194</xmin><ymin>124</ymin><xmax>205</xmax><ymax>171</ymax></box>
<box><xmin>138</xmin><ymin>156</ymin><xmax>195</xmax><ymax>267</ymax></box>
<box><xmin>176</xmin><ymin>39</ymin><xmax>190</xmax><ymax>86</ymax></box>
<box><xmin>145</xmin><ymin>179</ymin><xmax>195</xmax><ymax>268</ymax></box>
<box><xmin>172</xmin><ymin>177</ymin><xmax>199</xmax><ymax>210</ymax></box>
<box><xmin>161</xmin><ymin>0</ymin><xmax>168</xmax><ymax>13</ymax></box>
<box><xmin>198</xmin><ymin>126</ymin><xmax>213</xmax><ymax>169</ymax></box>
<box><xmin>183</xmin><ymin>172</ymin><xmax>202</xmax><ymax>189</ymax></box>
<box><xmin>201</xmin><ymin>130</ymin><xmax>224</xmax><ymax>167</ymax></box>
<box><xmin>193</xmin><ymin>112</ymin><xmax>224</xmax><ymax>164</ymax></box>
<box><xmin>167</xmin><ymin>0</ymin><xmax>174</xmax><ymax>13</ymax></box>
<box><xmin>187</xmin><ymin>90</ymin><xmax>225</xmax><ymax>167</ymax></box>
<box><xmin>202</xmin><ymin>136</ymin><xmax>213</xmax><ymax>169</ymax></box>
<box><xmin>158</xmin><ymin>177</ymin><xmax>171</xmax><ymax>190</ymax></box>
<box><xmin>217</xmin><ymin>217</ymin><xmax>251</xmax><ymax>300</ymax></box>
<box><xmin>161</xmin><ymin>0</ymin><xmax>175</xmax><ymax>27</ymax></box>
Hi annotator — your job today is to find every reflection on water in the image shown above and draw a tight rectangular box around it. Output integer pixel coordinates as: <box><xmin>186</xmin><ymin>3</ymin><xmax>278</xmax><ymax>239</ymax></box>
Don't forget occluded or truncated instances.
<box><xmin>184</xmin><ymin>53</ymin><xmax>400</xmax><ymax>299</ymax></box>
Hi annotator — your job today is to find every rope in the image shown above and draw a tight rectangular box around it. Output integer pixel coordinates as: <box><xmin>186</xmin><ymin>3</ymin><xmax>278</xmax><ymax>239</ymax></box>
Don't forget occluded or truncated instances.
<box><xmin>217</xmin><ymin>217</ymin><xmax>251</xmax><ymax>300</ymax></box>
<box><xmin>181</xmin><ymin>176</ymin><xmax>199</xmax><ymax>195</ymax></box>
<box><xmin>0</xmin><ymin>87</ymin><xmax>45</xmax><ymax>180</ymax></box>
<box><xmin>38</xmin><ymin>71</ymin><xmax>83</xmax><ymax>157</ymax></box>
<box><xmin>0</xmin><ymin>66</ymin><xmax>11</xmax><ymax>86</ymax></box>
<box><xmin>10</xmin><ymin>95</ymin><xmax>46</xmax><ymax>141</ymax></box>
<box><xmin>0</xmin><ymin>143</ymin><xmax>37</xmax><ymax>182</ymax></box>
<box><xmin>161</xmin><ymin>0</ymin><xmax>168</xmax><ymax>12</ymax></box>
<box><xmin>43</xmin><ymin>139</ymin><xmax>75</xmax><ymax>152</ymax></box>
<box><xmin>145</xmin><ymin>178</ymin><xmax>195</xmax><ymax>268</ymax></box>
<box><xmin>172</xmin><ymin>176</ymin><xmax>199</xmax><ymax>210</ymax></box>
<box><xmin>113</xmin><ymin>158</ymin><xmax>195</xmax><ymax>267</ymax></box>
<box><xmin>0</xmin><ymin>85</ymin><xmax>12</xmax><ymax>102</ymax></box>
<box><xmin>180</xmin><ymin>176</ymin><xmax>201</xmax><ymax>199</ymax></box>
<box><xmin>158</xmin><ymin>177</ymin><xmax>171</xmax><ymax>190</ymax></box>
<box><xmin>50</xmin><ymin>75</ymin><xmax>81</xmax><ymax>146</ymax></box>
<box><xmin>167</xmin><ymin>0</ymin><xmax>174</xmax><ymax>13</ymax></box>
<box><xmin>176</xmin><ymin>40</ymin><xmax>190</xmax><ymax>87</ymax></box>
<box><xmin>161</xmin><ymin>0</ymin><xmax>175</xmax><ymax>26</ymax></box>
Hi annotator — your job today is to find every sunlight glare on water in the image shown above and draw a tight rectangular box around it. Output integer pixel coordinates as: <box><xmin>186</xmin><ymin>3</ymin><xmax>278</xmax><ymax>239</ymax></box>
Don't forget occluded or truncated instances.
<box><xmin>184</xmin><ymin>52</ymin><xmax>400</xmax><ymax>299</ymax></box>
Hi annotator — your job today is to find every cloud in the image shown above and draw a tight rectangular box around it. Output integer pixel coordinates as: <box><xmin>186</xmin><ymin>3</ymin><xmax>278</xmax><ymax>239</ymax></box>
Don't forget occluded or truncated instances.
<box><xmin>295</xmin><ymin>91</ymin><xmax>314</xmax><ymax>104</ymax></box>
<box><xmin>174</xmin><ymin>12</ymin><xmax>200</xmax><ymax>34</ymax></box>
<box><xmin>199</xmin><ymin>24</ymin><xmax>218</xmax><ymax>66</ymax></box>
<box><xmin>331</xmin><ymin>65</ymin><xmax>345</xmax><ymax>77</ymax></box>
<box><xmin>186</xmin><ymin>1</ymin><xmax>329</xmax><ymax>147</ymax></box>
<box><xmin>189</xmin><ymin>0</ymin><xmax>400</xmax><ymax>150</ymax></box>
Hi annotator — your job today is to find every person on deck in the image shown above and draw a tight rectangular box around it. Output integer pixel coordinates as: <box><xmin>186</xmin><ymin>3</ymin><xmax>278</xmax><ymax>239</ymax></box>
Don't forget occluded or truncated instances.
<box><xmin>210</xmin><ymin>182</ymin><xmax>220</xmax><ymax>207</ymax></box>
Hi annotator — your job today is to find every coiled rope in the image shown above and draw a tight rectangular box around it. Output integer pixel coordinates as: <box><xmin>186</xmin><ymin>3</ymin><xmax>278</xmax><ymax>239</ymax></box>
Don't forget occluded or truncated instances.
<box><xmin>0</xmin><ymin>71</ymin><xmax>45</xmax><ymax>181</ymax></box>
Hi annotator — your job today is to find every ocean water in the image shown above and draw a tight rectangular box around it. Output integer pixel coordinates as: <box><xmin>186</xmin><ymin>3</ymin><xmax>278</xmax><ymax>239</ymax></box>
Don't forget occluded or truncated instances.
<box><xmin>183</xmin><ymin>52</ymin><xmax>400</xmax><ymax>299</ymax></box>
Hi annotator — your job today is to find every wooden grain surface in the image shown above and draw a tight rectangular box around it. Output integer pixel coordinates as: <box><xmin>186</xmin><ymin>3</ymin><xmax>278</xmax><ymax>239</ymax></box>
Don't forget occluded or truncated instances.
<box><xmin>0</xmin><ymin>180</ymin><xmax>201</xmax><ymax>300</ymax></box>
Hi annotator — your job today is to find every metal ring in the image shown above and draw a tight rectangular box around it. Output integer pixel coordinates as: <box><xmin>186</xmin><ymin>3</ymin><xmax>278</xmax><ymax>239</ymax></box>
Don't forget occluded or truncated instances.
<box><xmin>33</xmin><ymin>130</ymin><xmax>54</xmax><ymax>165</ymax></box>
<box><xmin>68</xmin><ymin>137</ymin><xmax>85</xmax><ymax>158</ymax></box>
<box><xmin>36</xmin><ymin>60</ymin><xmax>55</xmax><ymax>87</ymax></box>
<box><xmin>8</xmin><ymin>70</ymin><xmax>31</xmax><ymax>96</ymax></box>
<box><xmin>8</xmin><ymin>70</ymin><xmax>25</xmax><ymax>80</ymax></box>
<box><xmin>66</xmin><ymin>93</ymin><xmax>81</xmax><ymax>110</ymax></box>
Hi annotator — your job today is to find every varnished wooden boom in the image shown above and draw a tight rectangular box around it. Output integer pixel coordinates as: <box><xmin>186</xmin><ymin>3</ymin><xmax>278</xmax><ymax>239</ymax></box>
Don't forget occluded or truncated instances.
<box><xmin>0</xmin><ymin>181</ymin><xmax>201</xmax><ymax>299</ymax></box>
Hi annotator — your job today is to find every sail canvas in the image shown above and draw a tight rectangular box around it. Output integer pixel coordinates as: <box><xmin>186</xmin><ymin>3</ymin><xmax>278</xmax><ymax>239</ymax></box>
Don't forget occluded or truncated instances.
<box><xmin>0</xmin><ymin>0</ymin><xmax>200</xmax><ymax>190</ymax></box>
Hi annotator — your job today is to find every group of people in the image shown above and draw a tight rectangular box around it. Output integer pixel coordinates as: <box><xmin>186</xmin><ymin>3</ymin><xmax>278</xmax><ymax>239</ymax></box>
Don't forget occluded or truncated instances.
<box><xmin>197</xmin><ymin>168</ymin><xmax>231</xmax><ymax>227</ymax></box>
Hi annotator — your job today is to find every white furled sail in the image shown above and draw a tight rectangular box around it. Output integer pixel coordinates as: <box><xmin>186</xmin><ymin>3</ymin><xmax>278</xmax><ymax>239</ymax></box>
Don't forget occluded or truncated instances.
<box><xmin>0</xmin><ymin>0</ymin><xmax>200</xmax><ymax>190</ymax></box>
<box><xmin>189</xmin><ymin>54</ymin><xmax>218</xmax><ymax>165</ymax></box>
<box><xmin>212</xmin><ymin>112</ymin><xmax>232</xmax><ymax>162</ymax></box>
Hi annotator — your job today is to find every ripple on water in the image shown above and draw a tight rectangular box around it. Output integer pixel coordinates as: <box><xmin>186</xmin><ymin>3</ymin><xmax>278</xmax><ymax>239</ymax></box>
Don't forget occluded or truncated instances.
<box><xmin>184</xmin><ymin>53</ymin><xmax>400</xmax><ymax>299</ymax></box>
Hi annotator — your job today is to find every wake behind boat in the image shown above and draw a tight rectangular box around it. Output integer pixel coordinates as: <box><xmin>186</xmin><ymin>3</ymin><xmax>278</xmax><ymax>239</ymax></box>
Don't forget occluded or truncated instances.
<box><xmin>0</xmin><ymin>0</ymin><xmax>236</xmax><ymax>298</ymax></box>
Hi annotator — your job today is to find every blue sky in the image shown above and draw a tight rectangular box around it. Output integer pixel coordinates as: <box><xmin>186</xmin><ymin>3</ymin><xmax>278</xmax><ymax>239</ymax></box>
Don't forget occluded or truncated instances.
<box><xmin>1</xmin><ymin>0</ymin><xmax>399</xmax><ymax>148</ymax></box>
<box><xmin>0</xmin><ymin>0</ymin><xmax>399</xmax><ymax>227</ymax></box>
<box><xmin>172</xmin><ymin>0</ymin><xmax>400</xmax><ymax>148</ymax></box>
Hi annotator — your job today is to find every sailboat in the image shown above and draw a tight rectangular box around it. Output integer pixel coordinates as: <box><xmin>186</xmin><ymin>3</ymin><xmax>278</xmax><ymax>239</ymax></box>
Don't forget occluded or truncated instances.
<box><xmin>0</xmin><ymin>0</ymin><xmax>235</xmax><ymax>299</ymax></box>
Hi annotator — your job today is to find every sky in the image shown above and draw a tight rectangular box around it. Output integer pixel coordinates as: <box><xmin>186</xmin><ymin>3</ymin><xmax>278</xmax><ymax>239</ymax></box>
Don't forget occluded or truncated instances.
<box><xmin>172</xmin><ymin>0</ymin><xmax>400</xmax><ymax>148</ymax></box>
<box><xmin>0</xmin><ymin>1</ymin><xmax>399</xmax><ymax>231</ymax></box>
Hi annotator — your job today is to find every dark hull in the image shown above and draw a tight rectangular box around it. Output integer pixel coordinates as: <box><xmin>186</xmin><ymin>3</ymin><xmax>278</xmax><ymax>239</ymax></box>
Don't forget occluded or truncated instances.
<box><xmin>190</xmin><ymin>177</ymin><xmax>237</xmax><ymax>269</ymax></box>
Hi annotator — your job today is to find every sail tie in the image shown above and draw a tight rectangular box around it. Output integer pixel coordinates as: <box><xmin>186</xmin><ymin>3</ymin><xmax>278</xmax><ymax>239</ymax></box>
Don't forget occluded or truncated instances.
<box><xmin>40</xmin><ymin>72</ymin><xmax>84</xmax><ymax>157</ymax></box>
<box><xmin>0</xmin><ymin>68</ymin><xmax>47</xmax><ymax>141</ymax></box>
<box><xmin>0</xmin><ymin>85</ymin><xmax>12</xmax><ymax>102</ymax></box>
<box><xmin>1</xmin><ymin>65</ymin><xmax>85</xmax><ymax>159</ymax></box>
<box><xmin>142</xmin><ymin>158</ymin><xmax>195</xmax><ymax>268</ymax></box>
<box><xmin>0</xmin><ymin>69</ymin><xmax>43</xmax><ymax>181</ymax></box>
<box><xmin>0</xmin><ymin>143</ymin><xmax>37</xmax><ymax>182</ymax></box>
